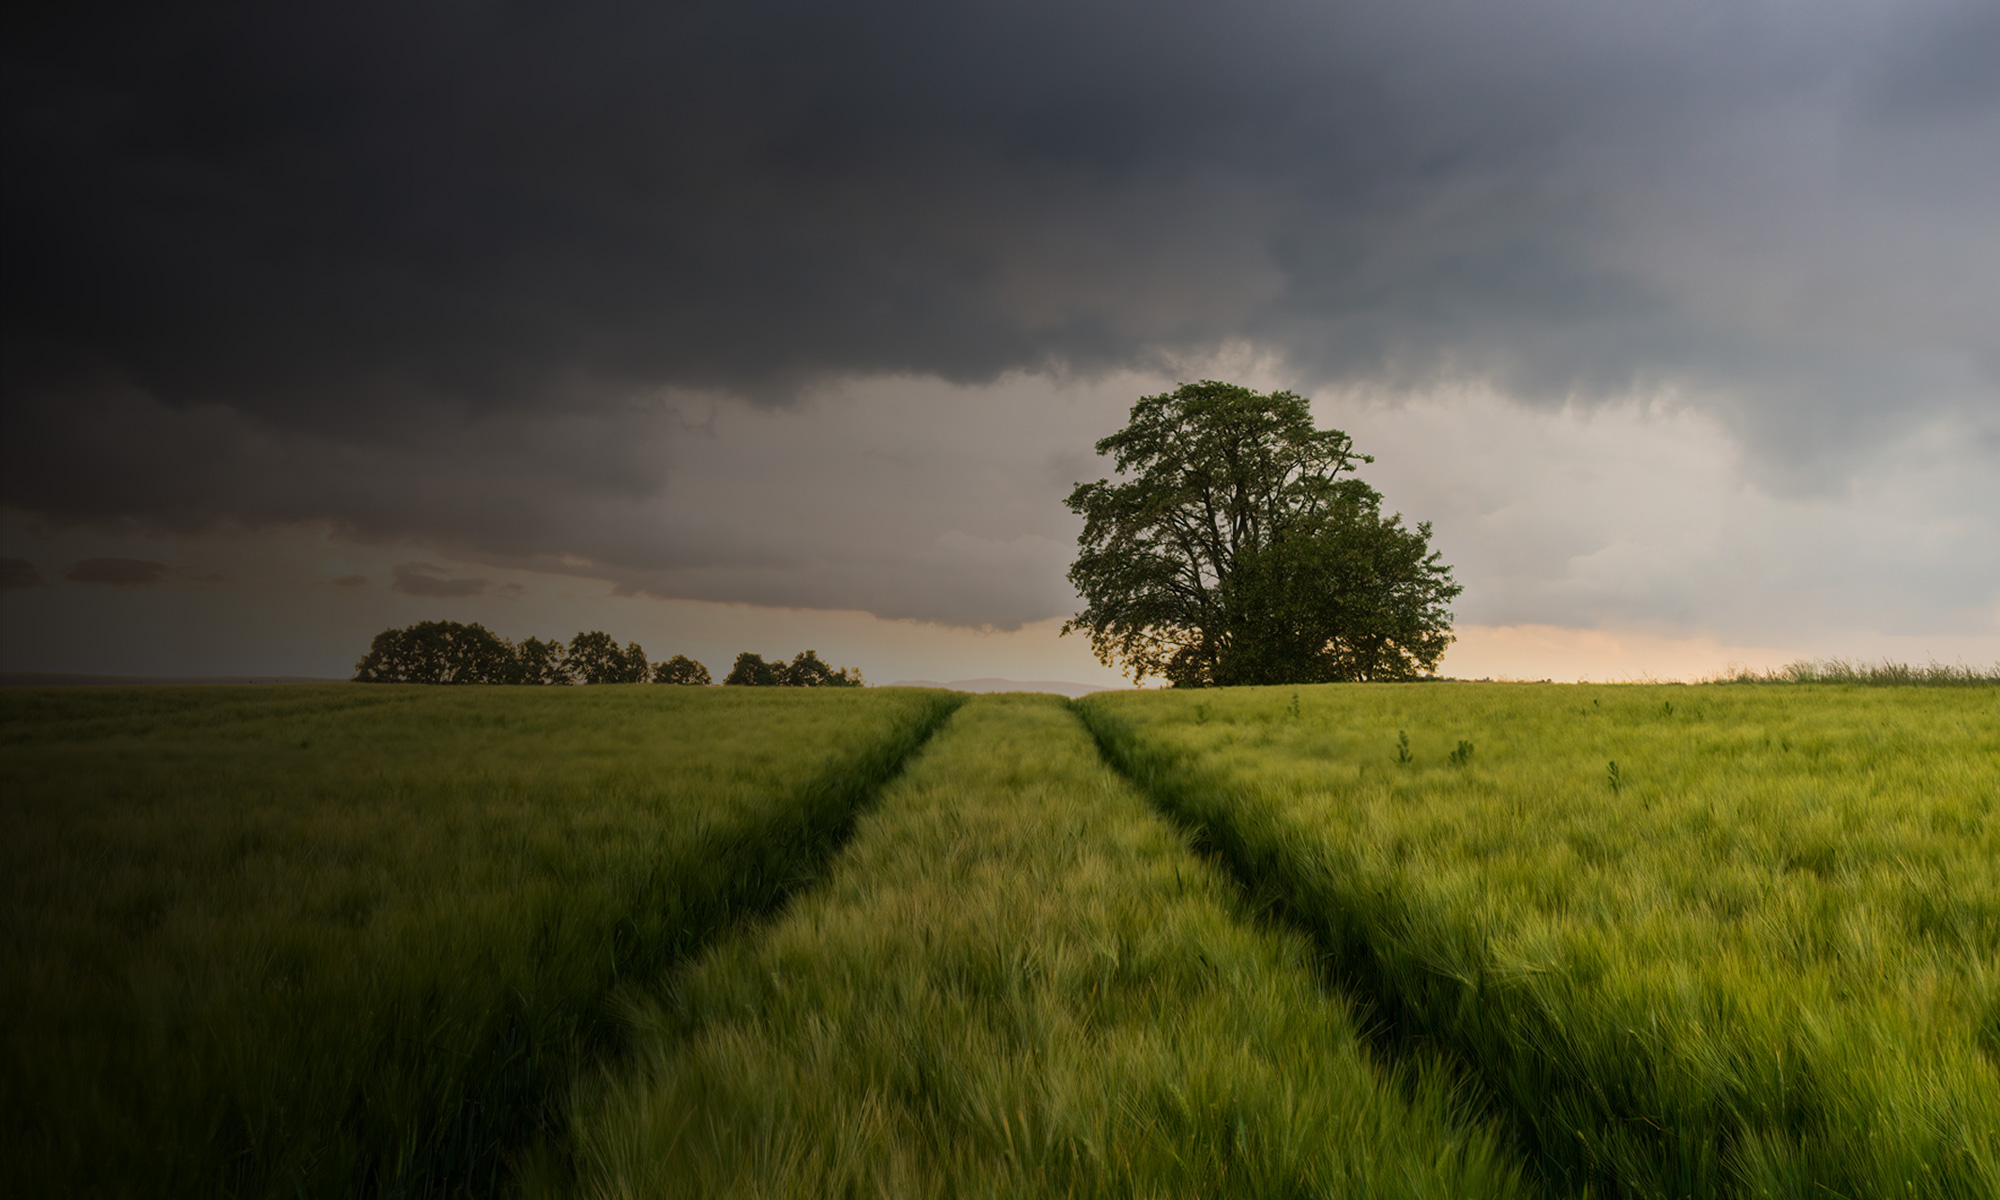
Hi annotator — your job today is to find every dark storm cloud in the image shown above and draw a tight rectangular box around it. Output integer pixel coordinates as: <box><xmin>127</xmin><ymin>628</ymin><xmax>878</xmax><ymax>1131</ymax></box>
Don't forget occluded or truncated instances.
<box><xmin>2</xmin><ymin>558</ymin><xmax>46</xmax><ymax>589</ymax></box>
<box><xmin>4</xmin><ymin>0</ymin><xmax>1994</xmax><ymax>621</ymax></box>
<box><xmin>390</xmin><ymin>563</ymin><xmax>519</xmax><ymax>599</ymax></box>
<box><xmin>64</xmin><ymin>557</ymin><xmax>168</xmax><ymax>587</ymax></box>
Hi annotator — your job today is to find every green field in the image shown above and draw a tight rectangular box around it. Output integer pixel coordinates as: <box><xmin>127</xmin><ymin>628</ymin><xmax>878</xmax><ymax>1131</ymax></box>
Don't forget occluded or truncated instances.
<box><xmin>0</xmin><ymin>684</ymin><xmax>959</xmax><ymax>1198</ymax></box>
<box><xmin>545</xmin><ymin>694</ymin><xmax>1526</xmax><ymax>1199</ymax></box>
<box><xmin>1080</xmin><ymin>683</ymin><xmax>2000</xmax><ymax>1198</ymax></box>
<box><xmin>3</xmin><ymin>681</ymin><xmax>1995</xmax><ymax>1198</ymax></box>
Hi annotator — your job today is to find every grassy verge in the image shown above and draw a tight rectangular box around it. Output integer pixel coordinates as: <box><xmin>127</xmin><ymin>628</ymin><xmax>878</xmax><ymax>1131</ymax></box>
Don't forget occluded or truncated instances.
<box><xmin>550</xmin><ymin>693</ymin><xmax>1532</xmax><ymax>1199</ymax></box>
<box><xmin>0</xmin><ymin>683</ymin><xmax>960</xmax><ymax>1199</ymax></box>
<box><xmin>1079</xmin><ymin>683</ymin><xmax>2000</xmax><ymax>1199</ymax></box>
<box><xmin>1703</xmin><ymin>659</ymin><xmax>1999</xmax><ymax>686</ymax></box>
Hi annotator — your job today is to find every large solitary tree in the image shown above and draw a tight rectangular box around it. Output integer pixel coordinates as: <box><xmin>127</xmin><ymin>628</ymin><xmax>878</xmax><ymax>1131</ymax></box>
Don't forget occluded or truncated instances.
<box><xmin>1063</xmin><ymin>381</ymin><xmax>1461</xmax><ymax>687</ymax></box>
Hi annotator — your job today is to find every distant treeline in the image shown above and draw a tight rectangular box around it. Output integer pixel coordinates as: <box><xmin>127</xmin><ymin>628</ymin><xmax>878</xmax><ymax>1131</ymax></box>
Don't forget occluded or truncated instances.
<box><xmin>352</xmin><ymin>620</ymin><xmax>862</xmax><ymax>686</ymax></box>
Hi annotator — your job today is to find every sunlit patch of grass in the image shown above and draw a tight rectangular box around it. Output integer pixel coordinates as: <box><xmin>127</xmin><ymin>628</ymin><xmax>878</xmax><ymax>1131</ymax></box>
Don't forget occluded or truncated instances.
<box><xmin>551</xmin><ymin>695</ymin><xmax>1533</xmax><ymax>1200</ymax></box>
<box><xmin>1081</xmin><ymin>682</ymin><xmax>2000</xmax><ymax>1199</ymax></box>
<box><xmin>0</xmin><ymin>683</ymin><xmax>958</xmax><ymax>1198</ymax></box>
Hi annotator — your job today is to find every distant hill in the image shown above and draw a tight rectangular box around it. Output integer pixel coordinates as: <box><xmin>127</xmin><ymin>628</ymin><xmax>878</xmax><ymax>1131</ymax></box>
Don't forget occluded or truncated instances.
<box><xmin>886</xmin><ymin>677</ymin><xmax>1120</xmax><ymax>698</ymax></box>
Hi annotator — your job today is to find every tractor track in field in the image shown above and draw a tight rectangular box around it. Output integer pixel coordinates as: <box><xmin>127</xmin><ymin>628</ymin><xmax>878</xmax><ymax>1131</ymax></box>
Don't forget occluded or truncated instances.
<box><xmin>1071</xmin><ymin>696</ymin><xmax>1587</xmax><ymax>1200</ymax></box>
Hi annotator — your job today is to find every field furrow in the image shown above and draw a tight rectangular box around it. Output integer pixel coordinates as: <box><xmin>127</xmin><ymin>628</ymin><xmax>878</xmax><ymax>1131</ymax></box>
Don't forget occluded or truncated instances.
<box><xmin>550</xmin><ymin>693</ymin><xmax>1532</xmax><ymax>1199</ymax></box>
<box><xmin>0</xmin><ymin>684</ymin><xmax>960</xmax><ymax>1199</ymax></box>
<box><xmin>1079</xmin><ymin>683</ymin><xmax>2000</xmax><ymax>1200</ymax></box>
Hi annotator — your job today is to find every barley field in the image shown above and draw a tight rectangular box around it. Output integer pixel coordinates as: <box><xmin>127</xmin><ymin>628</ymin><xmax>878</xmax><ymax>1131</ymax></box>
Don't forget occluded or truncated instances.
<box><xmin>3</xmin><ymin>681</ymin><xmax>1993</xmax><ymax>1199</ymax></box>
<box><xmin>545</xmin><ymin>694</ymin><xmax>1528</xmax><ymax>1199</ymax></box>
<box><xmin>0</xmin><ymin>683</ymin><xmax>959</xmax><ymax>1199</ymax></box>
<box><xmin>1079</xmin><ymin>683</ymin><xmax>2000</xmax><ymax>1199</ymax></box>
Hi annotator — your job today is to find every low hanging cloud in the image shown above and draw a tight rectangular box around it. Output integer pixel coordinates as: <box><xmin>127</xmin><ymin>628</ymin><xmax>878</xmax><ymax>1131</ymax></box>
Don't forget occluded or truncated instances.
<box><xmin>64</xmin><ymin>557</ymin><xmax>170</xmax><ymax>587</ymax></box>
<box><xmin>390</xmin><ymin>563</ymin><xmax>523</xmax><ymax>600</ymax></box>
<box><xmin>2</xmin><ymin>558</ymin><xmax>47</xmax><ymax>590</ymax></box>
<box><xmin>3</xmin><ymin>0</ymin><xmax>1994</xmax><ymax>630</ymax></box>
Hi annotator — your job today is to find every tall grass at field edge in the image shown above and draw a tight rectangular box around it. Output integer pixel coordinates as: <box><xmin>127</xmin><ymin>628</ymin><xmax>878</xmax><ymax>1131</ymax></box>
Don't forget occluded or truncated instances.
<box><xmin>1704</xmin><ymin>659</ymin><xmax>2000</xmax><ymax>687</ymax></box>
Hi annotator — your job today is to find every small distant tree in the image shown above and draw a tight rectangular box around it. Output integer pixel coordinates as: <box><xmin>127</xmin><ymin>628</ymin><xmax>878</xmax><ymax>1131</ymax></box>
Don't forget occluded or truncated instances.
<box><xmin>354</xmin><ymin>620</ymin><xmax>516</xmax><ymax>684</ymax></box>
<box><xmin>724</xmin><ymin>652</ymin><xmax>784</xmax><ymax>686</ymax></box>
<box><xmin>515</xmin><ymin>636</ymin><xmax>574</xmax><ymax>685</ymax></box>
<box><xmin>617</xmin><ymin>641</ymin><xmax>650</xmax><ymax>683</ymax></box>
<box><xmin>781</xmin><ymin>649</ymin><xmax>864</xmax><ymax>687</ymax></box>
<box><xmin>652</xmin><ymin>654</ymin><xmax>712</xmax><ymax>685</ymax></box>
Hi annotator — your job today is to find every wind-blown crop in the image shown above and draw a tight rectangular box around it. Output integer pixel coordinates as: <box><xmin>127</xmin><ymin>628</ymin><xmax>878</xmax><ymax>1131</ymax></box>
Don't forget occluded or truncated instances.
<box><xmin>552</xmin><ymin>694</ymin><xmax>1531</xmax><ymax>1199</ymax></box>
<box><xmin>0</xmin><ymin>684</ymin><xmax>958</xmax><ymax>1198</ymax></box>
<box><xmin>1081</xmin><ymin>683</ymin><xmax>2000</xmax><ymax>1199</ymax></box>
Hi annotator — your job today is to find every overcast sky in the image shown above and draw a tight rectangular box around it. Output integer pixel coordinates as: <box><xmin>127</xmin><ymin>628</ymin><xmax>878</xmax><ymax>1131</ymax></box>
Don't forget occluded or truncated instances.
<box><xmin>4</xmin><ymin>0</ymin><xmax>1995</xmax><ymax>682</ymax></box>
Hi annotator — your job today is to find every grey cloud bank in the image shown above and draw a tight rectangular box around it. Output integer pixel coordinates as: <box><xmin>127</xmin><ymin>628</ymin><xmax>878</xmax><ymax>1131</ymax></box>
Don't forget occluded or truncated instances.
<box><xmin>2</xmin><ymin>558</ymin><xmax>46</xmax><ymax>590</ymax></box>
<box><xmin>3</xmin><ymin>0</ymin><xmax>1995</xmax><ymax>637</ymax></box>
<box><xmin>63</xmin><ymin>557</ymin><xmax>169</xmax><ymax>588</ymax></box>
<box><xmin>390</xmin><ymin>563</ymin><xmax>520</xmax><ymax>600</ymax></box>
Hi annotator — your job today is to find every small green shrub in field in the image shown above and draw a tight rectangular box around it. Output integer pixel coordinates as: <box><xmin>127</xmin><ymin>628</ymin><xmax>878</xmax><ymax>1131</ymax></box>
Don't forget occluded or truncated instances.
<box><xmin>0</xmin><ymin>683</ymin><xmax>957</xmax><ymax>1199</ymax></box>
<box><xmin>550</xmin><ymin>695</ymin><xmax>1531</xmax><ymax>1200</ymax></box>
<box><xmin>1080</xmin><ymin>683</ymin><xmax>2000</xmax><ymax>1199</ymax></box>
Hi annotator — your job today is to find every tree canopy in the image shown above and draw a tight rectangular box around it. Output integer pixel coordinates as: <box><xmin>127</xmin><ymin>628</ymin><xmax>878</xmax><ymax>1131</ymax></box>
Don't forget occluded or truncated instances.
<box><xmin>1063</xmin><ymin>381</ymin><xmax>1461</xmax><ymax>687</ymax></box>
<box><xmin>652</xmin><ymin>654</ymin><xmax>713</xmax><ymax>685</ymax></box>
<box><xmin>352</xmin><ymin>620</ymin><xmax>517</xmax><ymax>684</ymax></box>
<box><xmin>723</xmin><ymin>650</ymin><xmax>864</xmax><ymax>687</ymax></box>
<box><xmin>351</xmin><ymin>625</ymin><xmax>864</xmax><ymax>689</ymax></box>
<box><xmin>515</xmin><ymin>636</ymin><xmax>573</xmax><ymax>685</ymax></box>
<box><xmin>567</xmin><ymin>631</ymin><xmax>649</xmax><ymax>684</ymax></box>
<box><xmin>353</xmin><ymin>623</ymin><xmax>709</xmax><ymax>686</ymax></box>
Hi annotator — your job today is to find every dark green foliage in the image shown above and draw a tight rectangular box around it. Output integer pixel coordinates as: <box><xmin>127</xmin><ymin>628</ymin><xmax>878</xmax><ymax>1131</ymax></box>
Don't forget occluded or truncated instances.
<box><xmin>355</xmin><ymin>624</ymin><xmax>708</xmax><ymax>686</ymax></box>
<box><xmin>781</xmin><ymin>649</ymin><xmax>864</xmax><ymax>687</ymax></box>
<box><xmin>652</xmin><ymin>654</ymin><xmax>712</xmax><ymax>685</ymax></box>
<box><xmin>516</xmin><ymin>636</ymin><xmax>574</xmax><ymax>685</ymax></box>
<box><xmin>568</xmin><ymin>631</ymin><xmax>648</xmax><ymax>684</ymax></box>
<box><xmin>724</xmin><ymin>650</ymin><xmax>864</xmax><ymax>687</ymax></box>
<box><xmin>1064</xmin><ymin>381</ymin><xmax>1460</xmax><ymax>687</ymax></box>
<box><xmin>1448</xmin><ymin>739</ymin><xmax>1474</xmax><ymax>766</ymax></box>
<box><xmin>352</xmin><ymin>619</ymin><xmax>517</xmax><ymax>683</ymax></box>
<box><xmin>725</xmin><ymin>652</ymin><xmax>785</xmax><ymax>686</ymax></box>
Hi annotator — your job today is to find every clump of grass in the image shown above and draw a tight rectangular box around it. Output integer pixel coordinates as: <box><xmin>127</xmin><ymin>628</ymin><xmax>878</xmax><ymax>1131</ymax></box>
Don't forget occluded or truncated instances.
<box><xmin>1707</xmin><ymin>658</ymin><xmax>2000</xmax><ymax>686</ymax></box>
<box><xmin>549</xmin><ymin>695</ymin><xmax>1531</xmax><ymax>1200</ymax></box>
<box><xmin>0</xmin><ymin>684</ymin><xmax>959</xmax><ymax>1199</ymax></box>
<box><xmin>1081</xmin><ymin>682</ymin><xmax>2000</xmax><ymax>1199</ymax></box>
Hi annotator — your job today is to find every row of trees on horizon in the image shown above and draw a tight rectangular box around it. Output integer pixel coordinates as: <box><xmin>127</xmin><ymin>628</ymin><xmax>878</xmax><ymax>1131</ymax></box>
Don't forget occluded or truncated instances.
<box><xmin>352</xmin><ymin>620</ymin><xmax>862</xmax><ymax>687</ymax></box>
